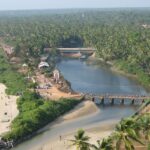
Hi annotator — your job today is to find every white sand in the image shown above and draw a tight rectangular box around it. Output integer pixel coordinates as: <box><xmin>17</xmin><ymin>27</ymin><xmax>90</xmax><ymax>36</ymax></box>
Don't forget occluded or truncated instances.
<box><xmin>0</xmin><ymin>83</ymin><xmax>19</xmax><ymax>135</ymax></box>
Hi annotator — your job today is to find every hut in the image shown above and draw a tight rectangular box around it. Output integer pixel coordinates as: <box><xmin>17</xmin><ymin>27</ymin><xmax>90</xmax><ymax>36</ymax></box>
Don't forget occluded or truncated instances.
<box><xmin>38</xmin><ymin>61</ymin><xmax>49</xmax><ymax>69</ymax></box>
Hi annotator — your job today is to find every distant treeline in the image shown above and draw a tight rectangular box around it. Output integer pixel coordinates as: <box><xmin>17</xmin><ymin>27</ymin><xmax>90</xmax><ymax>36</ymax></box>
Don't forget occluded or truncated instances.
<box><xmin>0</xmin><ymin>8</ymin><xmax>150</xmax><ymax>86</ymax></box>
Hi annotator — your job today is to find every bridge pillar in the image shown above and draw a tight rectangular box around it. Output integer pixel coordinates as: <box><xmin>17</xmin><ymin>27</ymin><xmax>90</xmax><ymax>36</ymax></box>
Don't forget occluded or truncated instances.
<box><xmin>100</xmin><ymin>97</ymin><xmax>104</xmax><ymax>105</ymax></box>
<box><xmin>131</xmin><ymin>99</ymin><xmax>135</xmax><ymax>105</ymax></box>
<box><xmin>121</xmin><ymin>99</ymin><xmax>124</xmax><ymax>105</ymax></box>
<box><xmin>111</xmin><ymin>98</ymin><xmax>114</xmax><ymax>105</ymax></box>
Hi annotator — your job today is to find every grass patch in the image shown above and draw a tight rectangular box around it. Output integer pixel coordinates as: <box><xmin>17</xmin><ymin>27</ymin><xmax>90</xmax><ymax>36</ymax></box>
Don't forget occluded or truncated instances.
<box><xmin>0</xmin><ymin>49</ymin><xmax>26</xmax><ymax>95</ymax></box>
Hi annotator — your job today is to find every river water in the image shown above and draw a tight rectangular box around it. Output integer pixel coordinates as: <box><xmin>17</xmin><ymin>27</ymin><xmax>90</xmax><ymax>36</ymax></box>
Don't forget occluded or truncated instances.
<box><xmin>57</xmin><ymin>58</ymin><xmax>148</xmax><ymax>95</ymax></box>
<box><xmin>12</xmin><ymin>58</ymin><xmax>149</xmax><ymax>150</ymax></box>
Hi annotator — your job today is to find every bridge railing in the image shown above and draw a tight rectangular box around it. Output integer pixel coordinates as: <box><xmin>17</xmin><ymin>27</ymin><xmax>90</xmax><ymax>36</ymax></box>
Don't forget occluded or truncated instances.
<box><xmin>83</xmin><ymin>93</ymin><xmax>150</xmax><ymax>99</ymax></box>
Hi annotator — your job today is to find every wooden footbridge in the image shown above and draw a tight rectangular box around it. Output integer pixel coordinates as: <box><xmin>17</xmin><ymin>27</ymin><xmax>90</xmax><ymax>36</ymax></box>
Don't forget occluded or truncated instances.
<box><xmin>84</xmin><ymin>94</ymin><xmax>150</xmax><ymax>105</ymax></box>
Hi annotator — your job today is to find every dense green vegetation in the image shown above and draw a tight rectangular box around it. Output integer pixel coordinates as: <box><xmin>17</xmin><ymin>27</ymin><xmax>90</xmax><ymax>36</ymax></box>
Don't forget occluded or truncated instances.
<box><xmin>0</xmin><ymin>49</ymin><xmax>26</xmax><ymax>95</ymax></box>
<box><xmin>0</xmin><ymin>8</ymin><xmax>149</xmax><ymax>86</ymax></box>
<box><xmin>3</xmin><ymin>91</ymin><xmax>80</xmax><ymax>142</ymax></box>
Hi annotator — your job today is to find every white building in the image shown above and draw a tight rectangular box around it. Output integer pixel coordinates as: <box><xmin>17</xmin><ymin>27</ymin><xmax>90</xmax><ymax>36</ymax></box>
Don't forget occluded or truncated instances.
<box><xmin>38</xmin><ymin>61</ymin><xmax>49</xmax><ymax>69</ymax></box>
<box><xmin>53</xmin><ymin>69</ymin><xmax>60</xmax><ymax>83</ymax></box>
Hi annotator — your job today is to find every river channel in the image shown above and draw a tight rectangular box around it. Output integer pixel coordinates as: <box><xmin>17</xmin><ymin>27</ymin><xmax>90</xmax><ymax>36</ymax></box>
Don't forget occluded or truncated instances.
<box><xmin>12</xmin><ymin>58</ymin><xmax>149</xmax><ymax>150</ymax></box>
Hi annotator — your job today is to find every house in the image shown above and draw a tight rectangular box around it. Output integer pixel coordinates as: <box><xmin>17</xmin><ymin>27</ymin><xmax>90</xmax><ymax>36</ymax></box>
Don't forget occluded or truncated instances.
<box><xmin>142</xmin><ymin>24</ymin><xmax>150</xmax><ymax>29</ymax></box>
<box><xmin>53</xmin><ymin>69</ymin><xmax>60</xmax><ymax>83</ymax></box>
<box><xmin>38</xmin><ymin>61</ymin><xmax>49</xmax><ymax>69</ymax></box>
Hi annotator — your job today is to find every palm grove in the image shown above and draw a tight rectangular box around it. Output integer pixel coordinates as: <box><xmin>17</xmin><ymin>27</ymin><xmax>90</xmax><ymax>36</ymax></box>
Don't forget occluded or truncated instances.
<box><xmin>0</xmin><ymin>9</ymin><xmax>150</xmax><ymax>86</ymax></box>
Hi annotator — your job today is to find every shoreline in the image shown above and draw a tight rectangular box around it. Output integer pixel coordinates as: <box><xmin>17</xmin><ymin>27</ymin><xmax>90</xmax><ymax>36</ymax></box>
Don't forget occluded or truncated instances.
<box><xmin>88</xmin><ymin>55</ymin><xmax>150</xmax><ymax>90</ymax></box>
<box><xmin>88</xmin><ymin>56</ymin><xmax>136</xmax><ymax>78</ymax></box>
<box><xmin>40</xmin><ymin>120</ymin><xmax>116</xmax><ymax>150</ymax></box>
<box><xmin>0</xmin><ymin>83</ymin><xmax>19</xmax><ymax>136</ymax></box>
<box><xmin>37</xmin><ymin>100</ymin><xmax>100</xmax><ymax>134</ymax></box>
<box><xmin>35</xmin><ymin>71</ymin><xmax>81</xmax><ymax>100</ymax></box>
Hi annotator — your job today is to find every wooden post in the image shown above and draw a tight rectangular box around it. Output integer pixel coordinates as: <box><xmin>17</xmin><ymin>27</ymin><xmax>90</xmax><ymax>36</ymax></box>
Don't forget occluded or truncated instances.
<box><xmin>111</xmin><ymin>98</ymin><xmax>114</xmax><ymax>105</ymax></box>
<box><xmin>131</xmin><ymin>99</ymin><xmax>135</xmax><ymax>105</ymax></box>
<box><xmin>121</xmin><ymin>99</ymin><xmax>124</xmax><ymax>105</ymax></box>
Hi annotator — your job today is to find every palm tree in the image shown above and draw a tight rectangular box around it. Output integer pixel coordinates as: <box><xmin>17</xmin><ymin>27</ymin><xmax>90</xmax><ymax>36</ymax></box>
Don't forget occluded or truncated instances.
<box><xmin>70</xmin><ymin>129</ymin><xmax>91</xmax><ymax>150</ymax></box>
<box><xmin>138</xmin><ymin>114</ymin><xmax>150</xmax><ymax>141</ymax></box>
<box><xmin>91</xmin><ymin>136</ymin><xmax>114</xmax><ymax>150</ymax></box>
<box><xmin>113</xmin><ymin>117</ymin><xmax>144</xmax><ymax>150</ymax></box>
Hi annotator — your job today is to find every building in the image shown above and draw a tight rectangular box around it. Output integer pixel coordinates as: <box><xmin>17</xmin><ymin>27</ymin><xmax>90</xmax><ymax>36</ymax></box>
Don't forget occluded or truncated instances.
<box><xmin>38</xmin><ymin>61</ymin><xmax>49</xmax><ymax>69</ymax></box>
<box><xmin>53</xmin><ymin>69</ymin><xmax>60</xmax><ymax>83</ymax></box>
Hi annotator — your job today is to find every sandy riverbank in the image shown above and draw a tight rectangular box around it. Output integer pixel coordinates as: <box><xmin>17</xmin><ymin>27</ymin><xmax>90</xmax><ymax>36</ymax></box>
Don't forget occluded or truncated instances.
<box><xmin>39</xmin><ymin>127</ymin><xmax>113</xmax><ymax>150</ymax></box>
<box><xmin>38</xmin><ymin>100</ymin><xmax>100</xmax><ymax>134</ymax></box>
<box><xmin>35</xmin><ymin>72</ymin><xmax>81</xmax><ymax>100</ymax></box>
<box><xmin>38</xmin><ymin>86</ymin><xmax>81</xmax><ymax>100</ymax></box>
<box><xmin>30</xmin><ymin>101</ymin><xmax>116</xmax><ymax>150</ymax></box>
<box><xmin>62</xmin><ymin>100</ymin><xmax>99</xmax><ymax>121</ymax></box>
<box><xmin>0</xmin><ymin>83</ymin><xmax>19</xmax><ymax>136</ymax></box>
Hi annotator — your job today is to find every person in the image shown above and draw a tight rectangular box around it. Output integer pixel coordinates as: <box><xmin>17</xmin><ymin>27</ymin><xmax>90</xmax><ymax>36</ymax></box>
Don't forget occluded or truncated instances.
<box><xmin>92</xmin><ymin>97</ymin><xmax>95</xmax><ymax>102</ymax></box>
<box><xmin>59</xmin><ymin>135</ymin><xmax>62</xmax><ymax>141</ymax></box>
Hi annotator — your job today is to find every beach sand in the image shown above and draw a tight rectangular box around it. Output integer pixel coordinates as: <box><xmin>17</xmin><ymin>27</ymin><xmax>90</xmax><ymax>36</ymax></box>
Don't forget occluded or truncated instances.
<box><xmin>0</xmin><ymin>83</ymin><xmax>19</xmax><ymax>135</ymax></box>
<box><xmin>30</xmin><ymin>101</ymin><xmax>116</xmax><ymax>150</ymax></box>
<box><xmin>41</xmin><ymin>129</ymin><xmax>113</xmax><ymax>150</ymax></box>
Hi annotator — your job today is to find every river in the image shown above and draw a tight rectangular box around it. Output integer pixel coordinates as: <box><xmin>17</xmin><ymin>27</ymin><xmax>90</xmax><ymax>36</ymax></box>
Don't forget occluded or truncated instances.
<box><xmin>12</xmin><ymin>58</ymin><xmax>149</xmax><ymax>150</ymax></box>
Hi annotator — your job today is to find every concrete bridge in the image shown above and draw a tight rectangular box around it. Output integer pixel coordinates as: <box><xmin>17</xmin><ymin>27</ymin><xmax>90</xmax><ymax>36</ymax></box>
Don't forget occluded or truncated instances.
<box><xmin>84</xmin><ymin>94</ymin><xmax>150</xmax><ymax>105</ymax></box>
<box><xmin>57</xmin><ymin>48</ymin><xmax>96</xmax><ymax>53</ymax></box>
